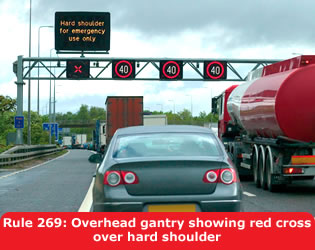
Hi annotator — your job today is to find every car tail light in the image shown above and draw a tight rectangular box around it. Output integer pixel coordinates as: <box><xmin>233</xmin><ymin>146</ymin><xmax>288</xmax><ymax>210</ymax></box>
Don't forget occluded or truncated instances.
<box><xmin>220</xmin><ymin>168</ymin><xmax>236</xmax><ymax>184</ymax></box>
<box><xmin>203</xmin><ymin>168</ymin><xmax>237</xmax><ymax>185</ymax></box>
<box><xmin>283</xmin><ymin>167</ymin><xmax>304</xmax><ymax>174</ymax></box>
<box><xmin>104</xmin><ymin>171</ymin><xmax>139</xmax><ymax>186</ymax></box>
<box><xmin>121</xmin><ymin>171</ymin><xmax>139</xmax><ymax>184</ymax></box>
<box><xmin>203</xmin><ymin>170</ymin><xmax>220</xmax><ymax>183</ymax></box>
<box><xmin>104</xmin><ymin>171</ymin><xmax>122</xmax><ymax>186</ymax></box>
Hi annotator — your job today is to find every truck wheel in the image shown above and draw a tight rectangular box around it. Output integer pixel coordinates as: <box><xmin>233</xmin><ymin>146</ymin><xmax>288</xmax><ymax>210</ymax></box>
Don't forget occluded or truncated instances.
<box><xmin>252</xmin><ymin>151</ymin><xmax>261</xmax><ymax>188</ymax></box>
<box><xmin>266</xmin><ymin>151</ymin><xmax>277</xmax><ymax>192</ymax></box>
<box><xmin>259</xmin><ymin>146</ymin><xmax>267</xmax><ymax>189</ymax></box>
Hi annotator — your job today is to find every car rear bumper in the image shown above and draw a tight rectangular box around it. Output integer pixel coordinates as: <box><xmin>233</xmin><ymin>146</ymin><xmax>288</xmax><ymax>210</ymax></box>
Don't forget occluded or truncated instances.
<box><xmin>93</xmin><ymin>199</ymin><xmax>242</xmax><ymax>212</ymax></box>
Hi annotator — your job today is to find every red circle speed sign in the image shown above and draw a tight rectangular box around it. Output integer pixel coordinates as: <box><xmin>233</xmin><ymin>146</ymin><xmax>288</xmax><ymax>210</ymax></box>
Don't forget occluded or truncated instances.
<box><xmin>162</xmin><ymin>61</ymin><xmax>181</xmax><ymax>79</ymax></box>
<box><xmin>114</xmin><ymin>60</ymin><xmax>133</xmax><ymax>78</ymax></box>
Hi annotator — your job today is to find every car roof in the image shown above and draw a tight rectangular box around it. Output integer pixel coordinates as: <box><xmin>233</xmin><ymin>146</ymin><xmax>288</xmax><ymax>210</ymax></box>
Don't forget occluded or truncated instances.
<box><xmin>115</xmin><ymin>125</ymin><xmax>214</xmax><ymax>135</ymax></box>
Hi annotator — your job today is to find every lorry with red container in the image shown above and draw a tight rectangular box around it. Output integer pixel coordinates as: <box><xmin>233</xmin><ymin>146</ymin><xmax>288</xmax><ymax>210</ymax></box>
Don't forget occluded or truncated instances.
<box><xmin>105</xmin><ymin>96</ymin><xmax>143</xmax><ymax>147</ymax></box>
<box><xmin>213</xmin><ymin>55</ymin><xmax>315</xmax><ymax>191</ymax></box>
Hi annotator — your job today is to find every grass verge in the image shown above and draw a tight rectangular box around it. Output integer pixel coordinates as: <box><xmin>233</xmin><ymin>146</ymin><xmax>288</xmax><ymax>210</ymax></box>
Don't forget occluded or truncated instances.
<box><xmin>0</xmin><ymin>149</ymin><xmax>68</xmax><ymax>171</ymax></box>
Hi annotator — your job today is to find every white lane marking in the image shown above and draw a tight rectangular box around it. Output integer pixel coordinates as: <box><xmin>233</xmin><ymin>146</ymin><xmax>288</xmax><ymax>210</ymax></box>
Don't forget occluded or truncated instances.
<box><xmin>0</xmin><ymin>150</ymin><xmax>70</xmax><ymax>180</ymax></box>
<box><xmin>243</xmin><ymin>191</ymin><xmax>256</xmax><ymax>197</ymax></box>
<box><xmin>78</xmin><ymin>177</ymin><xmax>95</xmax><ymax>212</ymax></box>
<box><xmin>78</xmin><ymin>163</ymin><xmax>99</xmax><ymax>212</ymax></box>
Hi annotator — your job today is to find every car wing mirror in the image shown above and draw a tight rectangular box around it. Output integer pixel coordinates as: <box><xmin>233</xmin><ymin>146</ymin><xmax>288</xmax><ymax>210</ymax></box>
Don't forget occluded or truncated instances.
<box><xmin>88</xmin><ymin>153</ymin><xmax>103</xmax><ymax>164</ymax></box>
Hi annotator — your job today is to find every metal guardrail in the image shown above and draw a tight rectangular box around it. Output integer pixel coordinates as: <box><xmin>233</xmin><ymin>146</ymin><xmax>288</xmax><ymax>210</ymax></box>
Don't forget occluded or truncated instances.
<box><xmin>0</xmin><ymin>144</ymin><xmax>62</xmax><ymax>167</ymax></box>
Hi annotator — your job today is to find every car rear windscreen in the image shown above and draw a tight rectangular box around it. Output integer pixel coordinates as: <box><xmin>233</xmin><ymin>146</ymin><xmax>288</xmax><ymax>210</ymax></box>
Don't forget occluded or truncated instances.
<box><xmin>113</xmin><ymin>133</ymin><xmax>221</xmax><ymax>158</ymax></box>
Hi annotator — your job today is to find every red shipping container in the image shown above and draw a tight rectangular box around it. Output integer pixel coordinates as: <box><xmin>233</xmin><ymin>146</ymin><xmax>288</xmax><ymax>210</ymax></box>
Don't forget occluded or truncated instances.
<box><xmin>106</xmin><ymin>96</ymin><xmax>143</xmax><ymax>145</ymax></box>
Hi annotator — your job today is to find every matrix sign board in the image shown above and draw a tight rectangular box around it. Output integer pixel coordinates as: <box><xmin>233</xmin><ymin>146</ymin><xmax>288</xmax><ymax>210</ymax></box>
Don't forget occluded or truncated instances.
<box><xmin>55</xmin><ymin>12</ymin><xmax>110</xmax><ymax>51</ymax></box>
<box><xmin>204</xmin><ymin>61</ymin><xmax>227</xmax><ymax>80</ymax></box>
<box><xmin>160</xmin><ymin>60</ymin><xmax>183</xmax><ymax>80</ymax></box>
<box><xmin>112</xmin><ymin>60</ymin><xmax>136</xmax><ymax>79</ymax></box>
<box><xmin>66</xmin><ymin>60</ymin><xmax>90</xmax><ymax>79</ymax></box>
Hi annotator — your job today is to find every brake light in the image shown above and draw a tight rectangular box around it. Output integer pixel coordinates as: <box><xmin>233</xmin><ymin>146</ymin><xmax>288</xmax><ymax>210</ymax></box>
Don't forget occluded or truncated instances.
<box><xmin>121</xmin><ymin>171</ymin><xmax>139</xmax><ymax>184</ymax></box>
<box><xmin>283</xmin><ymin>168</ymin><xmax>304</xmax><ymax>174</ymax></box>
<box><xmin>301</xmin><ymin>60</ymin><xmax>310</xmax><ymax>65</ymax></box>
<box><xmin>104</xmin><ymin>171</ymin><xmax>139</xmax><ymax>186</ymax></box>
<box><xmin>203</xmin><ymin>168</ymin><xmax>237</xmax><ymax>185</ymax></box>
<box><xmin>104</xmin><ymin>171</ymin><xmax>122</xmax><ymax>186</ymax></box>
<box><xmin>220</xmin><ymin>168</ymin><xmax>237</xmax><ymax>184</ymax></box>
<box><xmin>203</xmin><ymin>170</ymin><xmax>220</xmax><ymax>183</ymax></box>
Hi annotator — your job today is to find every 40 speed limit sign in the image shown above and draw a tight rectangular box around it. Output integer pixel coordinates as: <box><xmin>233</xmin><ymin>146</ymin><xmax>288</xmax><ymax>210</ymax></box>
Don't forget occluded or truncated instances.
<box><xmin>204</xmin><ymin>61</ymin><xmax>227</xmax><ymax>80</ymax></box>
<box><xmin>112</xmin><ymin>60</ymin><xmax>135</xmax><ymax>79</ymax></box>
<box><xmin>160</xmin><ymin>60</ymin><xmax>183</xmax><ymax>80</ymax></box>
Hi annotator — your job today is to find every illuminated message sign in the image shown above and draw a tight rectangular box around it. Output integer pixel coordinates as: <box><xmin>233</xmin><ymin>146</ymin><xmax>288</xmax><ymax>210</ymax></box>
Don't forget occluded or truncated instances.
<box><xmin>160</xmin><ymin>60</ymin><xmax>183</xmax><ymax>80</ymax></box>
<box><xmin>55</xmin><ymin>12</ymin><xmax>110</xmax><ymax>51</ymax></box>
<box><xmin>204</xmin><ymin>61</ymin><xmax>227</xmax><ymax>80</ymax></box>
<box><xmin>112</xmin><ymin>60</ymin><xmax>136</xmax><ymax>79</ymax></box>
<box><xmin>66</xmin><ymin>60</ymin><xmax>90</xmax><ymax>79</ymax></box>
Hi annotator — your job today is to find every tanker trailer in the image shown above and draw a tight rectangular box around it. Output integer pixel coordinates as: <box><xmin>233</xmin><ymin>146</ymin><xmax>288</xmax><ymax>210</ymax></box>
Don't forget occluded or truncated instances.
<box><xmin>213</xmin><ymin>55</ymin><xmax>315</xmax><ymax>192</ymax></box>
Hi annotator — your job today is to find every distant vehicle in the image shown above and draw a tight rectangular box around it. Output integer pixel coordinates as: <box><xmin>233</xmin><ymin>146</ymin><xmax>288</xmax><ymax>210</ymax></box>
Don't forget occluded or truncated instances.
<box><xmin>92</xmin><ymin>97</ymin><xmax>143</xmax><ymax>154</ymax></box>
<box><xmin>89</xmin><ymin>125</ymin><xmax>242</xmax><ymax>212</ymax></box>
<box><xmin>93</xmin><ymin>96</ymin><xmax>144</xmax><ymax>154</ymax></box>
<box><xmin>143</xmin><ymin>114</ymin><xmax>168</xmax><ymax>126</ymax></box>
<box><xmin>93</xmin><ymin>120</ymin><xmax>106</xmax><ymax>153</ymax></box>
<box><xmin>71</xmin><ymin>134</ymin><xmax>87</xmax><ymax>149</ymax></box>
<box><xmin>62</xmin><ymin>136</ymin><xmax>72</xmax><ymax>148</ymax></box>
<box><xmin>106</xmin><ymin>96</ymin><xmax>143</xmax><ymax>146</ymax></box>
<box><xmin>213</xmin><ymin>55</ymin><xmax>315</xmax><ymax>191</ymax></box>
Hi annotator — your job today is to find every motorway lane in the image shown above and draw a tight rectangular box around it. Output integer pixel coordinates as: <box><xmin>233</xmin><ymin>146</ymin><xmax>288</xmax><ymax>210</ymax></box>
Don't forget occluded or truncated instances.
<box><xmin>1</xmin><ymin>149</ymin><xmax>314</xmax><ymax>215</ymax></box>
<box><xmin>242</xmin><ymin>178</ymin><xmax>315</xmax><ymax>215</ymax></box>
<box><xmin>0</xmin><ymin>150</ymin><xmax>96</xmax><ymax>216</ymax></box>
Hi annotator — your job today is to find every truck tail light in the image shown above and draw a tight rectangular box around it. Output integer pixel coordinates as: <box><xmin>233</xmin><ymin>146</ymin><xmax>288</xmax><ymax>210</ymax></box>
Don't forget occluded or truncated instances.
<box><xmin>283</xmin><ymin>168</ymin><xmax>304</xmax><ymax>174</ymax></box>
<box><xmin>203</xmin><ymin>168</ymin><xmax>237</xmax><ymax>185</ymax></box>
<box><xmin>104</xmin><ymin>171</ymin><xmax>139</xmax><ymax>186</ymax></box>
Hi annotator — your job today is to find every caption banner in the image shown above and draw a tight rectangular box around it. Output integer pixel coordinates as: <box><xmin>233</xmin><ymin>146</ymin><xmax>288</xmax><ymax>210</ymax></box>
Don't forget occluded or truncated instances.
<box><xmin>0</xmin><ymin>212</ymin><xmax>314</xmax><ymax>249</ymax></box>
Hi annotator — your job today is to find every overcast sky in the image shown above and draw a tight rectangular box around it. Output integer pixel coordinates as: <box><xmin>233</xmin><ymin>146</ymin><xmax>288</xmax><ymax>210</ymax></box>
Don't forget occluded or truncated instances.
<box><xmin>0</xmin><ymin>0</ymin><xmax>314</xmax><ymax>116</ymax></box>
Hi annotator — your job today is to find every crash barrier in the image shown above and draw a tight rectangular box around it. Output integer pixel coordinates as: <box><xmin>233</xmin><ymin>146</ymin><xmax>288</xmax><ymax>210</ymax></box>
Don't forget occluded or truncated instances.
<box><xmin>0</xmin><ymin>144</ymin><xmax>62</xmax><ymax>167</ymax></box>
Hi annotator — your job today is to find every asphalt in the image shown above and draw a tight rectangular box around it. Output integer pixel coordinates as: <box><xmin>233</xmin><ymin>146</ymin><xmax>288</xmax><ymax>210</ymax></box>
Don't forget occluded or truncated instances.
<box><xmin>242</xmin><ymin>178</ymin><xmax>315</xmax><ymax>215</ymax></box>
<box><xmin>0</xmin><ymin>150</ymin><xmax>96</xmax><ymax>216</ymax></box>
<box><xmin>1</xmin><ymin>150</ymin><xmax>314</xmax><ymax>216</ymax></box>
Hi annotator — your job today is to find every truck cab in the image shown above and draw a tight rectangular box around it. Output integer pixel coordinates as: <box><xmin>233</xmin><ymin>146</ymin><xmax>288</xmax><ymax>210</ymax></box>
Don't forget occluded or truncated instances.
<box><xmin>212</xmin><ymin>85</ymin><xmax>239</xmax><ymax>143</ymax></box>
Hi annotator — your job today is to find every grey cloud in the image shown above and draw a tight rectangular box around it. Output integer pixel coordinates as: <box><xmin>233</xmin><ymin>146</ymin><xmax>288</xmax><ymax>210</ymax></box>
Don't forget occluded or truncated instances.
<box><xmin>33</xmin><ymin>0</ymin><xmax>315</xmax><ymax>47</ymax></box>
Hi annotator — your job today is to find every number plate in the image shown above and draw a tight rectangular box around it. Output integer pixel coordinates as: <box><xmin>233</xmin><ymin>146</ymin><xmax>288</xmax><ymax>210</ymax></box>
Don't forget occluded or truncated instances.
<box><xmin>148</xmin><ymin>204</ymin><xmax>196</xmax><ymax>212</ymax></box>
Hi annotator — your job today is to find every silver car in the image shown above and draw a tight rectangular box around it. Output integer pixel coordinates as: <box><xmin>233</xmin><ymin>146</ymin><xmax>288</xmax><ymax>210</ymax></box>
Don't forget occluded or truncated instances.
<box><xmin>89</xmin><ymin>125</ymin><xmax>242</xmax><ymax>212</ymax></box>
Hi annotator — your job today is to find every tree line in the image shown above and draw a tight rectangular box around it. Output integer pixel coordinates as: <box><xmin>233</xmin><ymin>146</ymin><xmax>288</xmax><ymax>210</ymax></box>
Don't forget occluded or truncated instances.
<box><xmin>1</xmin><ymin>96</ymin><xmax>218</xmax><ymax>149</ymax></box>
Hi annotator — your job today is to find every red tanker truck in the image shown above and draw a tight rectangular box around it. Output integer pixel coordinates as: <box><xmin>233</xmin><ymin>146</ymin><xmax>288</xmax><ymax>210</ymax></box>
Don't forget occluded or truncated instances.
<box><xmin>213</xmin><ymin>55</ymin><xmax>315</xmax><ymax>191</ymax></box>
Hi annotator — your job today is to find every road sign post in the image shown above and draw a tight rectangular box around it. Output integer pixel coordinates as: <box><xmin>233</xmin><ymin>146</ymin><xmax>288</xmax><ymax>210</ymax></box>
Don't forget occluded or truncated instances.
<box><xmin>15</xmin><ymin>56</ymin><xmax>24</xmax><ymax>145</ymax></box>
